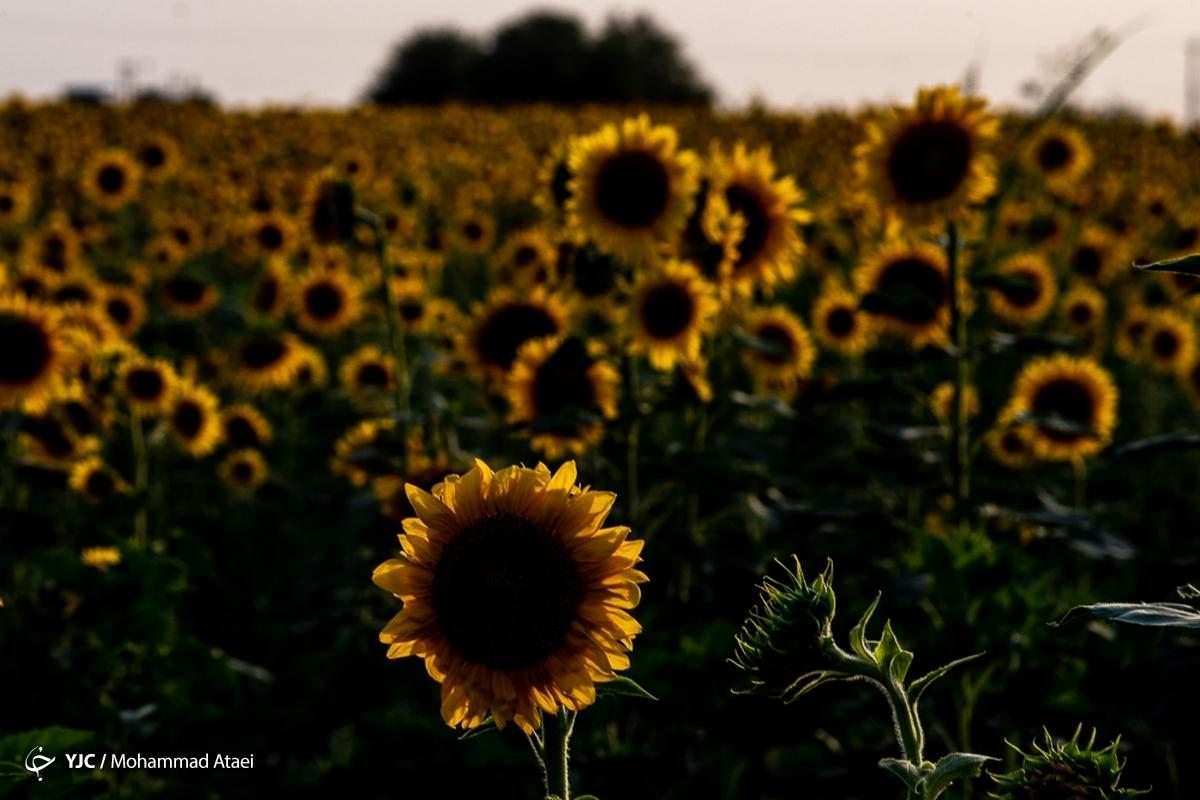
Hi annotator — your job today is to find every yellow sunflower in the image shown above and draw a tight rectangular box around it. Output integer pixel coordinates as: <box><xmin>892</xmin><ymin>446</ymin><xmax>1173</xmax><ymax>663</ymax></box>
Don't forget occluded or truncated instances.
<box><xmin>494</xmin><ymin>228</ymin><xmax>559</xmax><ymax>286</ymax></box>
<box><xmin>986</xmin><ymin>252</ymin><xmax>1058</xmax><ymax>326</ymax></box>
<box><xmin>507</xmin><ymin>336</ymin><xmax>620</xmax><ymax>458</ymax></box>
<box><xmin>855</xmin><ymin>85</ymin><xmax>997</xmax><ymax>227</ymax></box>
<box><xmin>534</xmin><ymin>139</ymin><xmax>577</xmax><ymax>227</ymax></box>
<box><xmin>710</xmin><ymin>143</ymin><xmax>810</xmax><ymax>295</ymax></box>
<box><xmin>243</xmin><ymin>211</ymin><xmax>298</xmax><ymax>261</ymax></box>
<box><xmin>676</xmin><ymin>179</ymin><xmax>744</xmax><ymax>291</ymax></box>
<box><xmin>249</xmin><ymin>259</ymin><xmax>291</xmax><ymax>319</ymax></box>
<box><xmin>460</xmin><ymin>287</ymin><xmax>572</xmax><ymax>378</ymax></box>
<box><xmin>987</xmin><ymin>410</ymin><xmax>1035</xmax><ymax>469</ymax></box>
<box><xmin>451</xmin><ymin>209</ymin><xmax>496</xmax><ymax>255</ymax></box>
<box><xmin>1058</xmin><ymin>284</ymin><xmax>1106</xmax><ymax>335</ymax></box>
<box><xmin>292</xmin><ymin>344</ymin><xmax>329</xmax><ymax>389</ymax></box>
<box><xmin>811</xmin><ymin>281</ymin><xmax>874</xmax><ymax>356</ymax></box>
<box><xmin>68</xmin><ymin>456</ymin><xmax>130</xmax><ymax>503</ymax></box>
<box><xmin>161</xmin><ymin>272</ymin><xmax>219</xmax><ymax>318</ymax></box>
<box><xmin>372</xmin><ymin>459</ymin><xmax>647</xmax><ymax>734</ymax></box>
<box><xmin>81</xmin><ymin>148</ymin><xmax>142</xmax><ymax>210</ymax></box>
<box><xmin>293</xmin><ymin>268</ymin><xmax>362</xmax><ymax>336</ymax></box>
<box><xmin>854</xmin><ymin>239</ymin><xmax>952</xmax><ymax>346</ymax></box>
<box><xmin>117</xmin><ymin>356</ymin><xmax>177</xmax><ymax>416</ymax></box>
<box><xmin>221</xmin><ymin>403</ymin><xmax>273</xmax><ymax>449</ymax></box>
<box><xmin>167</xmin><ymin>380</ymin><xmax>223</xmax><ymax>457</ymax></box>
<box><xmin>232</xmin><ymin>333</ymin><xmax>305</xmax><ymax>393</ymax></box>
<box><xmin>219</xmin><ymin>448</ymin><xmax>269</xmax><ymax>494</ymax></box>
<box><xmin>1007</xmin><ymin>354</ymin><xmax>1118</xmax><ymax>462</ymax></box>
<box><xmin>740</xmin><ymin>305</ymin><xmax>817</xmax><ymax>399</ymax></box>
<box><xmin>330</xmin><ymin>417</ymin><xmax>402</xmax><ymax>487</ymax></box>
<box><xmin>1023</xmin><ymin>122</ymin><xmax>1092</xmax><ymax>192</ymax></box>
<box><xmin>98</xmin><ymin>284</ymin><xmax>146</xmax><ymax>337</ymax></box>
<box><xmin>21</xmin><ymin>414</ymin><xmax>99</xmax><ymax>469</ymax></box>
<box><xmin>1066</xmin><ymin>225</ymin><xmax>1122</xmax><ymax>285</ymax></box>
<box><xmin>627</xmin><ymin>260</ymin><xmax>717</xmax><ymax>372</ymax></box>
<box><xmin>568</xmin><ymin>115</ymin><xmax>699</xmax><ymax>262</ymax></box>
<box><xmin>0</xmin><ymin>294</ymin><xmax>70</xmax><ymax>410</ymax></box>
<box><xmin>930</xmin><ymin>381</ymin><xmax>981</xmax><ymax>422</ymax></box>
<box><xmin>1114</xmin><ymin>304</ymin><xmax>1152</xmax><ymax>362</ymax></box>
<box><xmin>0</xmin><ymin>179</ymin><xmax>33</xmax><ymax>228</ymax></box>
<box><xmin>1142</xmin><ymin>309</ymin><xmax>1196</xmax><ymax>375</ymax></box>
<box><xmin>339</xmin><ymin>344</ymin><xmax>396</xmax><ymax>410</ymax></box>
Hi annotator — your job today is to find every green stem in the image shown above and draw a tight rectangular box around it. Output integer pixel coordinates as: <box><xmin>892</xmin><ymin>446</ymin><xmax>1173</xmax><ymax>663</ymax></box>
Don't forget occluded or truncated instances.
<box><xmin>365</xmin><ymin>210</ymin><xmax>412</xmax><ymax>474</ymax></box>
<box><xmin>946</xmin><ymin>221</ymin><xmax>970</xmax><ymax>528</ymax></box>
<box><xmin>553</xmin><ymin>710</ymin><xmax>576</xmax><ymax>800</ymax></box>
<box><xmin>626</xmin><ymin>356</ymin><xmax>641</xmax><ymax>530</ymax></box>
<box><xmin>131</xmin><ymin>412</ymin><xmax>149</xmax><ymax>549</ymax></box>
<box><xmin>525</xmin><ymin>732</ymin><xmax>550</xmax><ymax>799</ymax></box>
<box><xmin>884</xmin><ymin>679</ymin><xmax>924</xmax><ymax>767</ymax></box>
<box><xmin>1073</xmin><ymin>459</ymin><xmax>1088</xmax><ymax>511</ymax></box>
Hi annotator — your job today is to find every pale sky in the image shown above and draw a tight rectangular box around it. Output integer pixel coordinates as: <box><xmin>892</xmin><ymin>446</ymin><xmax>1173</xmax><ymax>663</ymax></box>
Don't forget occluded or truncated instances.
<box><xmin>0</xmin><ymin>0</ymin><xmax>1198</xmax><ymax>117</ymax></box>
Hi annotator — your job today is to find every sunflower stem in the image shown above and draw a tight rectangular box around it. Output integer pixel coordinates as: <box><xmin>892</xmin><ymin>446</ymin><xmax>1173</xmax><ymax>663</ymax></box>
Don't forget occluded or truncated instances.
<box><xmin>551</xmin><ymin>709</ymin><xmax>576</xmax><ymax>800</ymax></box>
<box><xmin>626</xmin><ymin>356</ymin><xmax>641</xmax><ymax>530</ymax></box>
<box><xmin>946</xmin><ymin>221</ymin><xmax>970</xmax><ymax>528</ymax></box>
<box><xmin>131</xmin><ymin>412</ymin><xmax>149</xmax><ymax>549</ymax></box>
<box><xmin>365</xmin><ymin>210</ymin><xmax>412</xmax><ymax>474</ymax></box>
<box><xmin>1072</xmin><ymin>459</ymin><xmax>1088</xmax><ymax>511</ymax></box>
<box><xmin>525</xmin><ymin>731</ymin><xmax>550</xmax><ymax>799</ymax></box>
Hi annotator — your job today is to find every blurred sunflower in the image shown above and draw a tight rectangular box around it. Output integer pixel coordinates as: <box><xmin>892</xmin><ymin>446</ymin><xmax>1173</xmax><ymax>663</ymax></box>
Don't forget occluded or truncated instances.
<box><xmin>1008</xmin><ymin>354</ymin><xmax>1118</xmax><ymax>461</ymax></box>
<box><xmin>930</xmin><ymin>381</ymin><xmax>981</xmax><ymax>422</ymax></box>
<box><xmin>740</xmin><ymin>305</ymin><xmax>817</xmax><ymax>398</ymax></box>
<box><xmin>494</xmin><ymin>228</ymin><xmax>558</xmax><ymax>286</ymax></box>
<box><xmin>339</xmin><ymin>344</ymin><xmax>396</xmax><ymax>410</ymax></box>
<box><xmin>451</xmin><ymin>209</ymin><xmax>496</xmax><ymax>255</ymax></box>
<box><xmin>568</xmin><ymin>115</ymin><xmax>699</xmax><ymax>261</ymax></box>
<box><xmin>1023</xmin><ymin>122</ymin><xmax>1092</xmax><ymax>191</ymax></box>
<box><xmin>117</xmin><ymin>356</ymin><xmax>176</xmax><ymax>416</ymax></box>
<box><xmin>1067</xmin><ymin>226</ymin><xmax>1121</xmax><ymax>285</ymax></box>
<box><xmin>300</xmin><ymin>172</ymin><xmax>356</xmax><ymax>245</ymax></box>
<box><xmin>293</xmin><ymin>268</ymin><xmax>362</xmax><ymax>336</ymax></box>
<box><xmin>0</xmin><ymin>294</ymin><xmax>69</xmax><ymax>410</ymax></box>
<box><xmin>81</xmin><ymin>148</ymin><xmax>142</xmax><ymax>210</ymax></box>
<box><xmin>1058</xmin><ymin>284</ymin><xmax>1107</xmax><ymax>337</ymax></box>
<box><xmin>627</xmin><ymin>260</ymin><xmax>717</xmax><ymax>371</ymax></box>
<box><xmin>0</xmin><ymin>180</ymin><xmax>33</xmax><ymax>228</ymax></box>
<box><xmin>133</xmin><ymin>132</ymin><xmax>181</xmax><ymax>181</ymax></box>
<box><xmin>811</xmin><ymin>281</ymin><xmax>873</xmax><ymax>356</ymax></box>
<box><xmin>330</xmin><ymin>416</ymin><xmax>402</xmax><ymax>487</ymax></box>
<box><xmin>855</xmin><ymin>85</ymin><xmax>997</xmax><ymax>227</ymax></box>
<box><xmin>221</xmin><ymin>403</ymin><xmax>273</xmax><ymax>449</ymax></box>
<box><xmin>292</xmin><ymin>344</ymin><xmax>329</xmax><ymax>389</ymax></box>
<box><xmin>461</xmin><ymin>287</ymin><xmax>571</xmax><ymax>378</ymax></box>
<box><xmin>372</xmin><ymin>459</ymin><xmax>647</xmax><ymax>733</ymax></box>
<box><xmin>677</xmin><ymin>179</ymin><xmax>743</xmax><ymax>289</ymax></box>
<box><xmin>219</xmin><ymin>448</ymin><xmax>269</xmax><ymax>494</ymax></box>
<box><xmin>21</xmin><ymin>414</ymin><xmax>99</xmax><ymax>469</ymax></box>
<box><xmin>244</xmin><ymin>211</ymin><xmax>297</xmax><ymax>261</ymax></box>
<box><xmin>1115</xmin><ymin>304</ymin><xmax>1151</xmax><ymax>362</ymax></box>
<box><xmin>232</xmin><ymin>333</ymin><xmax>304</xmax><ymax>393</ymax></box>
<box><xmin>168</xmin><ymin>380</ymin><xmax>223</xmax><ymax>457</ymax></box>
<box><xmin>249</xmin><ymin>259</ymin><xmax>291</xmax><ymax>318</ymax></box>
<box><xmin>855</xmin><ymin>239</ymin><xmax>951</xmax><ymax>346</ymax></box>
<box><xmin>986</xmin><ymin>253</ymin><xmax>1058</xmax><ymax>326</ymax></box>
<box><xmin>99</xmin><ymin>284</ymin><xmax>147</xmax><ymax>337</ymax></box>
<box><xmin>68</xmin><ymin>456</ymin><xmax>129</xmax><ymax>503</ymax></box>
<box><xmin>1142</xmin><ymin>309</ymin><xmax>1195</xmax><ymax>375</ymax></box>
<box><xmin>987</xmin><ymin>412</ymin><xmax>1035</xmax><ymax>469</ymax></box>
<box><xmin>534</xmin><ymin>140</ymin><xmax>576</xmax><ymax>226</ymax></box>
<box><xmin>162</xmin><ymin>273</ymin><xmax>219</xmax><ymax>318</ymax></box>
<box><xmin>507</xmin><ymin>336</ymin><xmax>620</xmax><ymax>458</ymax></box>
<box><xmin>81</xmin><ymin>546</ymin><xmax>122</xmax><ymax>571</ymax></box>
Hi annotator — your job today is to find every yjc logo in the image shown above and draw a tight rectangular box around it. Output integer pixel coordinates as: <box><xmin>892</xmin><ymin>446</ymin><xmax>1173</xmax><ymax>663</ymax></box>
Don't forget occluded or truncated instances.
<box><xmin>24</xmin><ymin>746</ymin><xmax>56</xmax><ymax>782</ymax></box>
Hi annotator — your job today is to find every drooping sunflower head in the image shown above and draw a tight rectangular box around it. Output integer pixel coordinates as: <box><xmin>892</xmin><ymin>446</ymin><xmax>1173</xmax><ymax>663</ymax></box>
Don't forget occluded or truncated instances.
<box><xmin>507</xmin><ymin>336</ymin><xmax>620</xmax><ymax>458</ymax></box>
<box><xmin>740</xmin><ymin>305</ymin><xmax>817</xmax><ymax>399</ymax></box>
<box><xmin>68</xmin><ymin>456</ymin><xmax>129</xmax><ymax>503</ymax></box>
<box><xmin>627</xmin><ymin>260</ymin><xmax>718</xmax><ymax>372</ymax></box>
<box><xmin>372</xmin><ymin>459</ymin><xmax>647</xmax><ymax>734</ymax></box>
<box><xmin>301</xmin><ymin>172</ymin><xmax>357</xmax><ymax>246</ymax></box>
<box><xmin>1008</xmin><ymin>354</ymin><xmax>1118</xmax><ymax>462</ymax></box>
<box><xmin>986</xmin><ymin>252</ymin><xmax>1058</xmax><ymax>326</ymax></box>
<box><xmin>117</xmin><ymin>356</ymin><xmax>177</xmax><ymax>416</ymax></box>
<box><xmin>855</xmin><ymin>239</ymin><xmax>951</xmax><ymax>346</ymax></box>
<box><xmin>167</xmin><ymin>380</ymin><xmax>223</xmax><ymax>458</ymax></box>
<box><xmin>1024</xmin><ymin>122</ymin><xmax>1093</xmax><ymax>191</ymax></box>
<box><xmin>568</xmin><ymin>115</ymin><xmax>699</xmax><ymax>262</ymax></box>
<box><xmin>0</xmin><ymin>294</ymin><xmax>68</xmax><ymax>410</ymax></box>
<box><xmin>161</xmin><ymin>272</ymin><xmax>220</xmax><ymax>318</ymax></box>
<box><xmin>232</xmin><ymin>332</ymin><xmax>304</xmax><ymax>393</ymax></box>
<box><xmin>249</xmin><ymin>259</ymin><xmax>291</xmax><ymax>319</ymax></box>
<box><xmin>219</xmin><ymin>448</ymin><xmax>269</xmax><ymax>494</ymax></box>
<box><xmin>855</xmin><ymin>85</ymin><xmax>997</xmax><ymax>227</ymax></box>
<box><xmin>461</xmin><ymin>287</ymin><xmax>571</xmax><ymax>378</ymax></box>
<box><xmin>811</xmin><ymin>281</ymin><xmax>873</xmax><ymax>356</ymax></box>
<box><xmin>710</xmin><ymin>143</ymin><xmax>810</xmax><ymax>295</ymax></box>
<box><xmin>1141</xmin><ymin>309</ymin><xmax>1196</xmax><ymax>375</ymax></box>
<box><xmin>293</xmin><ymin>268</ymin><xmax>362</xmax><ymax>336</ymax></box>
<box><xmin>221</xmin><ymin>403</ymin><xmax>273</xmax><ymax>449</ymax></box>
<box><xmin>82</xmin><ymin>149</ymin><xmax>142</xmax><ymax>210</ymax></box>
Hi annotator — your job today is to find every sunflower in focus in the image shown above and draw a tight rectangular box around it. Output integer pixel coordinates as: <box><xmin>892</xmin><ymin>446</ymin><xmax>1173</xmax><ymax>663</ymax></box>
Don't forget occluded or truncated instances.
<box><xmin>372</xmin><ymin>459</ymin><xmax>647</xmax><ymax>733</ymax></box>
<box><xmin>569</xmin><ymin>115</ymin><xmax>699</xmax><ymax>262</ymax></box>
<box><xmin>293</xmin><ymin>268</ymin><xmax>362</xmax><ymax>336</ymax></box>
<box><xmin>855</xmin><ymin>86</ymin><xmax>997</xmax><ymax>227</ymax></box>
<box><xmin>461</xmin><ymin>287</ymin><xmax>571</xmax><ymax>378</ymax></box>
<box><xmin>1023</xmin><ymin>122</ymin><xmax>1092</xmax><ymax>192</ymax></box>
<box><xmin>81</xmin><ymin>149</ymin><xmax>142</xmax><ymax>210</ymax></box>
<box><xmin>811</xmin><ymin>281</ymin><xmax>873</xmax><ymax>356</ymax></box>
<box><xmin>986</xmin><ymin>252</ymin><xmax>1058</xmax><ymax>326</ymax></box>
<box><xmin>855</xmin><ymin>239</ymin><xmax>951</xmax><ymax>346</ymax></box>
<box><xmin>68</xmin><ymin>456</ymin><xmax>129</xmax><ymax>503</ymax></box>
<box><xmin>507</xmin><ymin>336</ymin><xmax>620</xmax><ymax>458</ymax></box>
<box><xmin>710</xmin><ymin>144</ymin><xmax>810</xmax><ymax>296</ymax></box>
<box><xmin>740</xmin><ymin>305</ymin><xmax>817</xmax><ymax>399</ymax></box>
<box><xmin>0</xmin><ymin>294</ymin><xmax>69</xmax><ymax>410</ymax></box>
<box><xmin>232</xmin><ymin>333</ymin><xmax>304</xmax><ymax>393</ymax></box>
<box><xmin>1007</xmin><ymin>354</ymin><xmax>1118</xmax><ymax>461</ymax></box>
<box><xmin>627</xmin><ymin>260</ymin><xmax>717</xmax><ymax>371</ymax></box>
<box><xmin>1142</xmin><ymin>309</ymin><xmax>1195</xmax><ymax>375</ymax></box>
<box><xmin>167</xmin><ymin>380</ymin><xmax>223</xmax><ymax>457</ymax></box>
<box><xmin>219</xmin><ymin>448</ymin><xmax>269</xmax><ymax>494</ymax></box>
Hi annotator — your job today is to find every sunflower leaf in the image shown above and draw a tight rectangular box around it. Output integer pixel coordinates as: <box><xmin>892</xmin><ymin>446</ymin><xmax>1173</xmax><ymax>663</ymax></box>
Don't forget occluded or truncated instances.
<box><xmin>1133</xmin><ymin>252</ymin><xmax>1200</xmax><ymax>275</ymax></box>
<box><xmin>879</xmin><ymin>757</ymin><xmax>923</xmax><ymax>790</ymax></box>
<box><xmin>914</xmin><ymin>752</ymin><xmax>996</xmax><ymax>799</ymax></box>
<box><xmin>596</xmin><ymin>675</ymin><xmax>657</xmax><ymax>701</ymax></box>
<box><xmin>908</xmin><ymin>652</ymin><xmax>985</xmax><ymax>708</ymax></box>
<box><xmin>1055</xmin><ymin>601</ymin><xmax>1200</xmax><ymax>628</ymax></box>
<box><xmin>849</xmin><ymin>593</ymin><xmax>881</xmax><ymax>661</ymax></box>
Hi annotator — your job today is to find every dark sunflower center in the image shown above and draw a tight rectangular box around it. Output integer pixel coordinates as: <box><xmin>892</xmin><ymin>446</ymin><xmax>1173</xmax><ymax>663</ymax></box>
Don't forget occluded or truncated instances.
<box><xmin>1035</xmin><ymin>136</ymin><xmax>1072</xmax><ymax>171</ymax></box>
<box><xmin>356</xmin><ymin>362</ymin><xmax>390</xmax><ymax>387</ymax></box>
<box><xmin>0</xmin><ymin>315</ymin><xmax>52</xmax><ymax>386</ymax></box>
<box><xmin>165</xmin><ymin>275</ymin><xmax>207</xmax><ymax>305</ymax></box>
<box><xmin>173</xmin><ymin>227</ymin><xmax>193</xmax><ymax>247</ymax></box>
<box><xmin>231</xmin><ymin>461</ymin><xmax>254</xmax><ymax>482</ymax></box>
<box><xmin>476</xmin><ymin>303</ymin><xmax>559</xmax><ymax>370</ymax></box>
<box><xmin>239</xmin><ymin>337</ymin><xmax>287</xmax><ymax>370</ymax></box>
<box><xmin>532</xmin><ymin>338</ymin><xmax>596</xmax><ymax>418</ymax></box>
<box><xmin>875</xmin><ymin>257</ymin><xmax>946</xmax><ymax>324</ymax></box>
<box><xmin>999</xmin><ymin>269</ymin><xmax>1042</xmax><ymax>308</ymax></box>
<box><xmin>1071</xmin><ymin>245</ymin><xmax>1102</xmax><ymax>278</ymax></box>
<box><xmin>303</xmin><ymin>282</ymin><xmax>343</xmax><ymax>320</ymax></box>
<box><xmin>1152</xmin><ymin>329</ymin><xmax>1180</xmax><ymax>359</ymax></box>
<box><xmin>550</xmin><ymin>160</ymin><xmax>573</xmax><ymax>211</ymax></box>
<box><xmin>463</xmin><ymin>222</ymin><xmax>483</xmax><ymax>242</ymax></box>
<box><xmin>432</xmin><ymin>513</ymin><xmax>582</xmax><ymax>670</ymax></box>
<box><xmin>1068</xmin><ymin>303</ymin><xmax>1094</xmax><ymax>326</ymax></box>
<box><xmin>125</xmin><ymin>368</ymin><xmax>164</xmax><ymax>400</ymax></box>
<box><xmin>725</xmin><ymin>184</ymin><xmax>771</xmax><ymax>268</ymax></box>
<box><xmin>106</xmin><ymin>298</ymin><xmax>133</xmax><ymax>325</ymax></box>
<box><xmin>309</xmin><ymin>182</ymin><xmax>355</xmax><ymax>244</ymax></box>
<box><xmin>594</xmin><ymin>150</ymin><xmax>670</xmax><ymax>228</ymax></box>
<box><xmin>28</xmin><ymin>417</ymin><xmax>73</xmax><ymax>458</ymax></box>
<box><xmin>1031</xmin><ymin>377</ymin><xmax>1095</xmax><ymax>442</ymax></box>
<box><xmin>514</xmin><ymin>246</ymin><xmax>538</xmax><ymax>267</ymax></box>
<box><xmin>225</xmin><ymin>416</ymin><xmax>260</xmax><ymax>447</ymax></box>
<box><xmin>1175</xmin><ymin>226</ymin><xmax>1198</xmax><ymax>251</ymax></box>
<box><xmin>398</xmin><ymin>300</ymin><xmax>424</xmax><ymax>322</ymax></box>
<box><xmin>97</xmin><ymin>165</ymin><xmax>127</xmax><ymax>195</ymax></box>
<box><xmin>752</xmin><ymin>323</ymin><xmax>796</xmax><ymax>365</ymax></box>
<box><xmin>1001</xmin><ymin>431</ymin><xmax>1025</xmax><ymax>454</ymax></box>
<box><xmin>253</xmin><ymin>276</ymin><xmax>279</xmax><ymax>313</ymax></box>
<box><xmin>42</xmin><ymin>237</ymin><xmax>68</xmax><ymax>271</ymax></box>
<box><xmin>54</xmin><ymin>284</ymin><xmax>92</xmax><ymax>305</ymax></box>
<box><xmin>885</xmin><ymin>120</ymin><xmax>973</xmax><ymax>204</ymax></box>
<box><xmin>825</xmin><ymin>307</ymin><xmax>856</xmax><ymax>338</ymax></box>
<box><xmin>141</xmin><ymin>144</ymin><xmax>166</xmax><ymax>167</ymax></box>
<box><xmin>640</xmin><ymin>281</ymin><xmax>695</xmax><ymax>340</ymax></box>
<box><xmin>0</xmin><ymin>195</ymin><xmax>13</xmax><ymax>213</ymax></box>
<box><xmin>258</xmin><ymin>224</ymin><xmax>284</xmax><ymax>251</ymax></box>
<box><xmin>172</xmin><ymin>401</ymin><xmax>204</xmax><ymax>439</ymax></box>
<box><xmin>85</xmin><ymin>470</ymin><xmax>116</xmax><ymax>498</ymax></box>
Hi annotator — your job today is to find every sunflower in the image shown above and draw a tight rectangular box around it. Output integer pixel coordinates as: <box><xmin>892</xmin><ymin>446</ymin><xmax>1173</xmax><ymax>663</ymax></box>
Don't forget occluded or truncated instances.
<box><xmin>81</xmin><ymin>149</ymin><xmax>142</xmax><ymax>210</ymax></box>
<box><xmin>143</xmin><ymin>236</ymin><xmax>186</xmax><ymax>276</ymax></box>
<box><xmin>161</xmin><ymin>273</ymin><xmax>219</xmax><ymax>318</ymax></box>
<box><xmin>0</xmin><ymin>179</ymin><xmax>33</xmax><ymax>228</ymax></box>
<box><xmin>811</xmin><ymin>281</ymin><xmax>874</xmax><ymax>356</ymax></box>
<box><xmin>559</xmin><ymin>244</ymin><xmax>624</xmax><ymax>309</ymax></box>
<box><xmin>99</xmin><ymin>284</ymin><xmax>147</xmax><ymax>337</ymax></box>
<box><xmin>68</xmin><ymin>456</ymin><xmax>129</xmax><ymax>503</ymax></box>
<box><xmin>1115</xmin><ymin>304</ymin><xmax>1151</xmax><ymax>362</ymax></box>
<box><xmin>854</xmin><ymin>239</ymin><xmax>951</xmax><ymax>346</ymax></box>
<box><xmin>167</xmin><ymin>380</ymin><xmax>223</xmax><ymax>457</ymax></box>
<box><xmin>987</xmin><ymin>410</ymin><xmax>1035</xmax><ymax>469</ymax></box>
<box><xmin>534</xmin><ymin>140</ymin><xmax>577</xmax><ymax>227</ymax></box>
<box><xmin>627</xmin><ymin>260</ymin><xmax>718</xmax><ymax>371</ymax></box>
<box><xmin>249</xmin><ymin>259</ymin><xmax>291</xmax><ymax>318</ymax></box>
<box><xmin>335</xmin><ymin>145</ymin><xmax>374</xmax><ymax>183</ymax></box>
<box><xmin>339</xmin><ymin>344</ymin><xmax>396</xmax><ymax>410</ymax></box>
<box><xmin>232</xmin><ymin>333</ymin><xmax>304</xmax><ymax>393</ymax></box>
<box><xmin>1058</xmin><ymin>284</ymin><xmax>1106</xmax><ymax>335</ymax></box>
<box><xmin>221</xmin><ymin>404</ymin><xmax>273</xmax><ymax>449</ymax></box>
<box><xmin>292</xmin><ymin>344</ymin><xmax>329</xmax><ymax>389</ymax></box>
<box><xmin>451</xmin><ymin>209</ymin><xmax>496</xmax><ymax>255</ymax></box>
<box><xmin>1023</xmin><ymin>122</ymin><xmax>1092</xmax><ymax>191</ymax></box>
<box><xmin>677</xmin><ymin>179</ymin><xmax>743</xmax><ymax>290</ymax></box>
<box><xmin>507</xmin><ymin>336</ymin><xmax>620</xmax><ymax>458</ymax></box>
<box><xmin>48</xmin><ymin>269</ymin><xmax>101</xmax><ymax>308</ymax></box>
<box><xmin>293</xmin><ymin>268</ymin><xmax>362</xmax><ymax>336</ymax></box>
<box><xmin>1007</xmin><ymin>354</ymin><xmax>1118</xmax><ymax>461</ymax></box>
<box><xmin>0</xmin><ymin>294</ymin><xmax>69</xmax><ymax>410</ymax></box>
<box><xmin>156</xmin><ymin>212</ymin><xmax>205</xmax><ymax>258</ymax></box>
<box><xmin>21</xmin><ymin>414</ymin><xmax>99</xmax><ymax>468</ymax></box>
<box><xmin>740</xmin><ymin>305</ymin><xmax>817</xmax><ymax>398</ymax></box>
<box><xmin>81</xmin><ymin>546</ymin><xmax>122</xmax><ymax>571</ymax></box>
<box><xmin>986</xmin><ymin>253</ymin><xmax>1058</xmax><ymax>326</ymax></box>
<box><xmin>461</xmin><ymin>287</ymin><xmax>571</xmax><ymax>378</ymax></box>
<box><xmin>372</xmin><ymin>452</ymin><xmax>465</xmax><ymax>524</ymax></box>
<box><xmin>568</xmin><ymin>115</ymin><xmax>699</xmax><ymax>262</ymax></box>
<box><xmin>1066</xmin><ymin>225</ymin><xmax>1121</xmax><ymax>285</ymax></box>
<box><xmin>244</xmin><ymin>211</ymin><xmax>297</xmax><ymax>261</ymax></box>
<box><xmin>1177</xmin><ymin>359</ymin><xmax>1200</xmax><ymax>408</ymax></box>
<box><xmin>134</xmin><ymin>133</ymin><xmax>181</xmax><ymax>181</ymax></box>
<box><xmin>372</xmin><ymin>459</ymin><xmax>647</xmax><ymax>734</ymax></box>
<box><xmin>710</xmin><ymin>143</ymin><xmax>810</xmax><ymax>295</ymax></box>
<box><xmin>494</xmin><ymin>228</ymin><xmax>559</xmax><ymax>286</ymax></box>
<box><xmin>117</xmin><ymin>356</ymin><xmax>176</xmax><ymax>415</ymax></box>
<box><xmin>1142</xmin><ymin>309</ymin><xmax>1195</xmax><ymax>375</ymax></box>
<box><xmin>390</xmin><ymin>277</ymin><xmax>448</xmax><ymax>334</ymax></box>
<box><xmin>930</xmin><ymin>381</ymin><xmax>981</xmax><ymax>422</ymax></box>
<box><xmin>219</xmin><ymin>448</ymin><xmax>269</xmax><ymax>493</ymax></box>
<box><xmin>21</xmin><ymin>219</ymin><xmax>82</xmax><ymax>275</ymax></box>
<box><xmin>300</xmin><ymin>172</ymin><xmax>357</xmax><ymax>245</ymax></box>
<box><xmin>330</xmin><ymin>417</ymin><xmax>403</xmax><ymax>487</ymax></box>
<box><xmin>855</xmin><ymin>85</ymin><xmax>997</xmax><ymax>227</ymax></box>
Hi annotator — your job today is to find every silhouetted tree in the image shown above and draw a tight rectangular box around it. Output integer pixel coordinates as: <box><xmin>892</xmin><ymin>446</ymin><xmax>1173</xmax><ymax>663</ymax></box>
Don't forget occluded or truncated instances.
<box><xmin>365</xmin><ymin>28</ymin><xmax>484</xmax><ymax>105</ymax></box>
<box><xmin>365</xmin><ymin>10</ymin><xmax>712</xmax><ymax>106</ymax></box>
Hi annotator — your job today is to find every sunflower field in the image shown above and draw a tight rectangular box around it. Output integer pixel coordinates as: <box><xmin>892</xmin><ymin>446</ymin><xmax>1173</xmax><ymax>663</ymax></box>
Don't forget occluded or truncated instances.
<box><xmin>1</xmin><ymin>83</ymin><xmax>1199</xmax><ymax>799</ymax></box>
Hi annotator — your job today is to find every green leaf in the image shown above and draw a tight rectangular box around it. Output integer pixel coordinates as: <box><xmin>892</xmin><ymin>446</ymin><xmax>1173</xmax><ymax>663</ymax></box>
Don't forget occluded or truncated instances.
<box><xmin>849</xmin><ymin>593</ymin><xmax>881</xmax><ymax>661</ymax></box>
<box><xmin>878</xmin><ymin>757</ymin><xmax>923</xmax><ymax>790</ymax></box>
<box><xmin>1055</xmin><ymin>602</ymin><xmax>1200</xmax><ymax>628</ymax></box>
<box><xmin>596</xmin><ymin>675</ymin><xmax>657</xmax><ymax>701</ymax></box>
<box><xmin>1133</xmin><ymin>252</ymin><xmax>1200</xmax><ymax>275</ymax></box>
<box><xmin>874</xmin><ymin>621</ymin><xmax>913</xmax><ymax>683</ymax></box>
<box><xmin>781</xmin><ymin>670</ymin><xmax>852</xmax><ymax>703</ymax></box>
<box><xmin>908</xmin><ymin>652</ymin><xmax>986</xmax><ymax>708</ymax></box>
<box><xmin>915</xmin><ymin>752</ymin><xmax>995</xmax><ymax>799</ymax></box>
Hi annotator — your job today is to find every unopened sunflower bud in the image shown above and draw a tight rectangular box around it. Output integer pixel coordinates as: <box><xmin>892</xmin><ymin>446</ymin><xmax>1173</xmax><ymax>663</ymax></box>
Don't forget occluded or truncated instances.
<box><xmin>989</xmin><ymin>726</ymin><xmax>1147</xmax><ymax>799</ymax></box>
